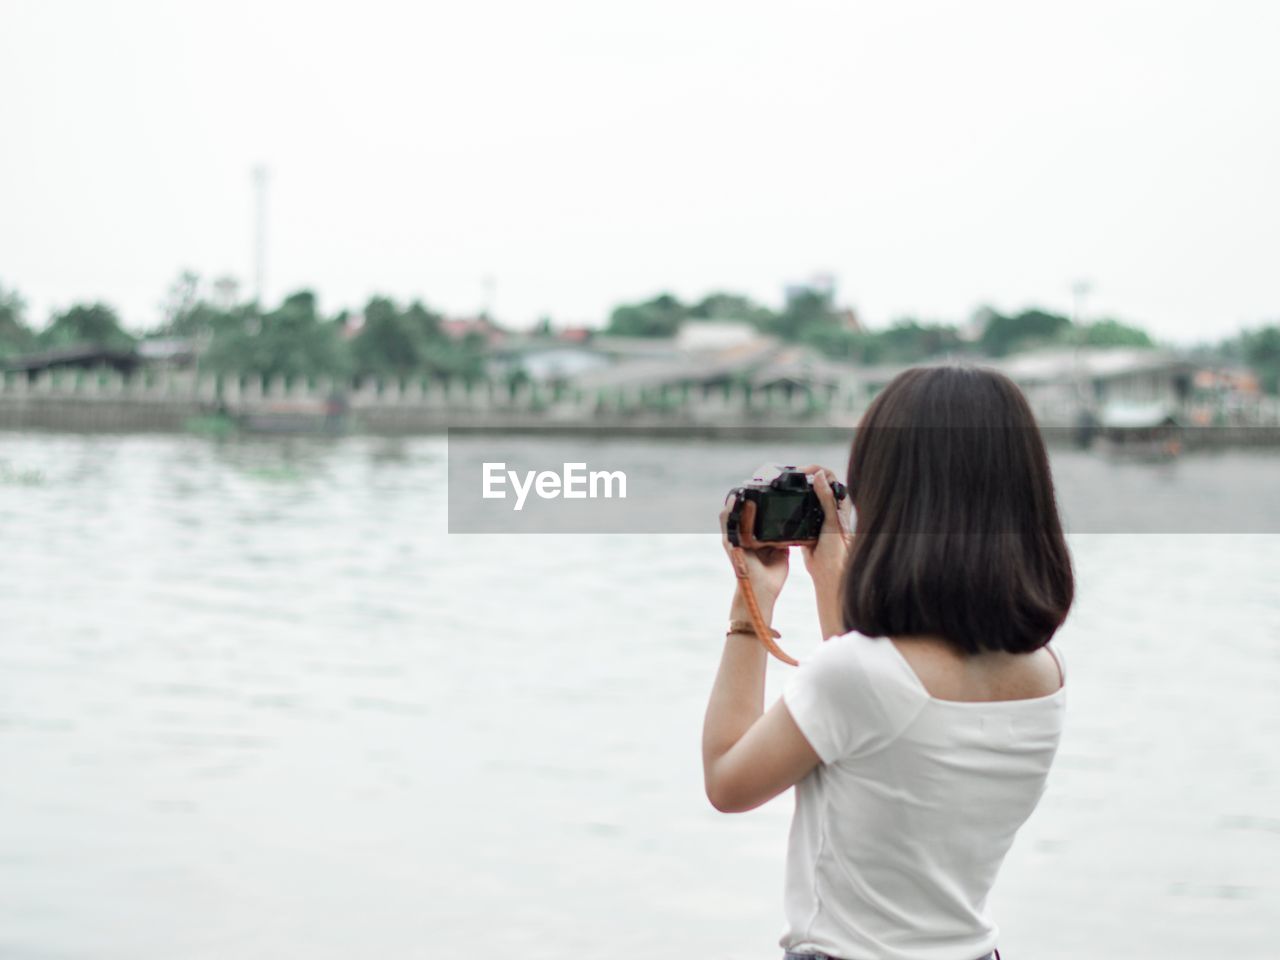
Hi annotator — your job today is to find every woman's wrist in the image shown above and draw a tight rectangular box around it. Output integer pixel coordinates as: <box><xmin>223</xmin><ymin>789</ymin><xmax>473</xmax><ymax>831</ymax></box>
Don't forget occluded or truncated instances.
<box><xmin>812</xmin><ymin>580</ymin><xmax>843</xmax><ymax>639</ymax></box>
<box><xmin>729</xmin><ymin>585</ymin><xmax>775</xmax><ymax>627</ymax></box>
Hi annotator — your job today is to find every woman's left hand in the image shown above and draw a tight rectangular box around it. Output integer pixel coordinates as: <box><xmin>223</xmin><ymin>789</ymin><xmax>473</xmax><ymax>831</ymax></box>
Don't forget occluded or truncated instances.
<box><xmin>720</xmin><ymin>501</ymin><xmax>789</xmax><ymax>622</ymax></box>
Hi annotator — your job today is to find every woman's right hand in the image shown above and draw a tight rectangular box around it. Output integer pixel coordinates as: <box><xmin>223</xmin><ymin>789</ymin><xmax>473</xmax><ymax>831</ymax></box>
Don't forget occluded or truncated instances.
<box><xmin>799</xmin><ymin>465</ymin><xmax>852</xmax><ymax>639</ymax></box>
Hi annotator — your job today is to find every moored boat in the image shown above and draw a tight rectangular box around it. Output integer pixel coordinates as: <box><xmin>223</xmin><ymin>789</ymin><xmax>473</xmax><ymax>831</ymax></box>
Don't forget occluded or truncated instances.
<box><xmin>1097</xmin><ymin>401</ymin><xmax>1182</xmax><ymax>461</ymax></box>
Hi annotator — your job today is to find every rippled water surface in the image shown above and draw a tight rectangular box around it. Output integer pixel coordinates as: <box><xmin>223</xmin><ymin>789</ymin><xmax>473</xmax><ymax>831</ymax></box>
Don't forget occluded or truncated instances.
<box><xmin>1</xmin><ymin>432</ymin><xmax>1277</xmax><ymax>959</ymax></box>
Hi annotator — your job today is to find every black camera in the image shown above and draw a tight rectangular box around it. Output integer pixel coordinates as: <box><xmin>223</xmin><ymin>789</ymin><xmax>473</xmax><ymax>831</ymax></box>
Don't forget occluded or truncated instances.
<box><xmin>725</xmin><ymin>464</ymin><xmax>847</xmax><ymax>548</ymax></box>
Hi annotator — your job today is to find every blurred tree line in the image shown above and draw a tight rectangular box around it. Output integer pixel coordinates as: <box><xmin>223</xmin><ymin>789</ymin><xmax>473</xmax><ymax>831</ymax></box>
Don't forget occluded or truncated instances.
<box><xmin>2</xmin><ymin>274</ymin><xmax>1278</xmax><ymax>393</ymax></box>
<box><xmin>0</xmin><ymin>284</ymin><xmax>135</xmax><ymax>359</ymax></box>
<box><xmin>0</xmin><ymin>275</ymin><xmax>487</xmax><ymax>382</ymax></box>
<box><xmin>161</xmin><ymin>271</ymin><xmax>487</xmax><ymax>381</ymax></box>
<box><xmin>604</xmin><ymin>285</ymin><xmax>1159</xmax><ymax>364</ymax></box>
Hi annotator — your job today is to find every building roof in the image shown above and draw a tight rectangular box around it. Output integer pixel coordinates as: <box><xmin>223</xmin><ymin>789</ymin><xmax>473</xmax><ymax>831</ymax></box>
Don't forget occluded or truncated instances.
<box><xmin>2</xmin><ymin>344</ymin><xmax>139</xmax><ymax>373</ymax></box>
<box><xmin>137</xmin><ymin>338</ymin><xmax>196</xmax><ymax>361</ymax></box>
<box><xmin>675</xmin><ymin>321</ymin><xmax>758</xmax><ymax>351</ymax></box>
<box><xmin>441</xmin><ymin>315</ymin><xmax>505</xmax><ymax>346</ymax></box>
<box><xmin>570</xmin><ymin>336</ymin><xmax>781</xmax><ymax>391</ymax></box>
<box><xmin>993</xmin><ymin>346</ymin><xmax>1190</xmax><ymax>383</ymax></box>
<box><xmin>585</xmin><ymin>336</ymin><xmax>685</xmax><ymax>361</ymax></box>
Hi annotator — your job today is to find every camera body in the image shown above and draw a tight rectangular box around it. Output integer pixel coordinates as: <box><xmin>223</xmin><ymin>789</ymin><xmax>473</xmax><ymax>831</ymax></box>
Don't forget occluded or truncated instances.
<box><xmin>726</xmin><ymin>464</ymin><xmax>847</xmax><ymax>548</ymax></box>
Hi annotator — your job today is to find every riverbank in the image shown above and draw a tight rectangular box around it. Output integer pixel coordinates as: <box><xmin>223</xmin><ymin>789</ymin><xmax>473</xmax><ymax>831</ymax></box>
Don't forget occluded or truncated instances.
<box><xmin>3</xmin><ymin>370</ymin><xmax>1280</xmax><ymax>446</ymax></box>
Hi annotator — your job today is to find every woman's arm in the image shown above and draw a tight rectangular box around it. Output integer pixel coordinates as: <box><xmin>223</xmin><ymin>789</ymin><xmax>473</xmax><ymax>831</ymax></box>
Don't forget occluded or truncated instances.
<box><xmin>702</xmin><ymin>514</ymin><xmax>822</xmax><ymax>813</ymax></box>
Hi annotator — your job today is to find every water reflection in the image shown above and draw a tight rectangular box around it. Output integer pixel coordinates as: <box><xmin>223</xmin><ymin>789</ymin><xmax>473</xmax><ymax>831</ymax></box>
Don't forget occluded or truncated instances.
<box><xmin>0</xmin><ymin>433</ymin><xmax>1276</xmax><ymax>958</ymax></box>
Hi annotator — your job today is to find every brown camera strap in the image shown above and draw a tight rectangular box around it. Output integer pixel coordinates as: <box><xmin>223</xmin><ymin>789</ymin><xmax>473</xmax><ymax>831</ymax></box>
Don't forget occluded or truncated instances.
<box><xmin>729</xmin><ymin>546</ymin><xmax>799</xmax><ymax>667</ymax></box>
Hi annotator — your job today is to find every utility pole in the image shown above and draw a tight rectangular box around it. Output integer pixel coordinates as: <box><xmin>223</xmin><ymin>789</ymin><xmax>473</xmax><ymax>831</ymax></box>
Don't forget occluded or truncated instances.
<box><xmin>481</xmin><ymin>273</ymin><xmax>497</xmax><ymax>320</ymax></box>
<box><xmin>1071</xmin><ymin>279</ymin><xmax>1092</xmax><ymax>331</ymax></box>
<box><xmin>252</xmin><ymin>164</ymin><xmax>269</xmax><ymax>307</ymax></box>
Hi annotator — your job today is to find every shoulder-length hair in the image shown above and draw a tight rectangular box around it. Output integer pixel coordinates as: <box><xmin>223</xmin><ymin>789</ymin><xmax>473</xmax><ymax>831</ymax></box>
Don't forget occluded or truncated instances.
<box><xmin>841</xmin><ymin>365</ymin><xmax>1074</xmax><ymax>655</ymax></box>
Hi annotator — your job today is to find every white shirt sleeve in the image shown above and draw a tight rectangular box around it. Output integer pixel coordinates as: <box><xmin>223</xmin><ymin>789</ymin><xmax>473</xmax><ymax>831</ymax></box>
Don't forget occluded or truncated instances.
<box><xmin>782</xmin><ymin>633</ymin><xmax>925</xmax><ymax>764</ymax></box>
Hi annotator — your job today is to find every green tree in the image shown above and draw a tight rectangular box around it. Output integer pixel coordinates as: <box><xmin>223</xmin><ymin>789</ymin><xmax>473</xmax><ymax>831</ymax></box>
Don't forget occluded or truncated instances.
<box><xmin>1240</xmin><ymin>324</ymin><xmax>1280</xmax><ymax>394</ymax></box>
<box><xmin>203</xmin><ymin>291</ymin><xmax>350</xmax><ymax>381</ymax></box>
<box><xmin>606</xmin><ymin>293</ymin><xmax>688</xmax><ymax>337</ymax></box>
<box><xmin>350</xmin><ymin>296</ymin><xmax>471</xmax><ymax>378</ymax></box>
<box><xmin>39</xmin><ymin>303</ymin><xmax>135</xmax><ymax>350</ymax></box>
<box><xmin>688</xmin><ymin>292</ymin><xmax>776</xmax><ymax>328</ymax></box>
<box><xmin>160</xmin><ymin>270</ymin><xmax>201</xmax><ymax>331</ymax></box>
<box><xmin>799</xmin><ymin>326</ymin><xmax>871</xmax><ymax>361</ymax></box>
<box><xmin>769</xmin><ymin>287</ymin><xmax>837</xmax><ymax>341</ymax></box>
<box><xmin>0</xmin><ymin>283</ymin><xmax>35</xmax><ymax>358</ymax></box>
<box><xmin>167</xmin><ymin>301</ymin><xmax>246</xmax><ymax>341</ymax></box>
<box><xmin>979</xmin><ymin>308</ymin><xmax>1071</xmax><ymax>356</ymax></box>
<box><xmin>418</xmin><ymin>330</ymin><xmax>487</xmax><ymax>381</ymax></box>
<box><xmin>802</xmin><ymin>318</ymin><xmax>966</xmax><ymax>364</ymax></box>
<box><xmin>451</xmin><ymin>331</ymin><xmax>489</xmax><ymax>379</ymax></box>
<box><xmin>153</xmin><ymin>270</ymin><xmax>257</xmax><ymax>344</ymax></box>
<box><xmin>351</xmin><ymin>296</ymin><xmax>421</xmax><ymax>376</ymax></box>
<box><xmin>875</xmin><ymin>319</ymin><xmax>966</xmax><ymax>362</ymax></box>
<box><xmin>1080</xmin><ymin>318</ymin><xmax>1154</xmax><ymax>348</ymax></box>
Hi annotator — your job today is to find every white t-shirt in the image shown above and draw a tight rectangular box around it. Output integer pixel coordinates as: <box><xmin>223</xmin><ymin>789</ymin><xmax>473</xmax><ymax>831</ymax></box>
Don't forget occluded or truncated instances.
<box><xmin>780</xmin><ymin>631</ymin><xmax>1066</xmax><ymax>960</ymax></box>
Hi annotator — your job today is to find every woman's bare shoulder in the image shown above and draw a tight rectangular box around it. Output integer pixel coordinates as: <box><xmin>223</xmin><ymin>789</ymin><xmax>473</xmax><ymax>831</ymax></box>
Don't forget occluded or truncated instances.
<box><xmin>890</xmin><ymin>636</ymin><xmax>1063</xmax><ymax>703</ymax></box>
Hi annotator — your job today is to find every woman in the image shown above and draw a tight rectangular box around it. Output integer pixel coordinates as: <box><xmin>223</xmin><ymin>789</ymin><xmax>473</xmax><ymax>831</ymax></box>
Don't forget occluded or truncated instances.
<box><xmin>703</xmin><ymin>365</ymin><xmax>1073</xmax><ymax>960</ymax></box>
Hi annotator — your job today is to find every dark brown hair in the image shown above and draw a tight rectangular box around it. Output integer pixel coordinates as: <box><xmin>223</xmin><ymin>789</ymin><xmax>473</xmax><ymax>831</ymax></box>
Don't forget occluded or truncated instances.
<box><xmin>841</xmin><ymin>365</ymin><xmax>1074</xmax><ymax>654</ymax></box>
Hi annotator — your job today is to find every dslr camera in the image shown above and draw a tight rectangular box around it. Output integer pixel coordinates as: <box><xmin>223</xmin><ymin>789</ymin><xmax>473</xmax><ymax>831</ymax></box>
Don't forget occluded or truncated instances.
<box><xmin>725</xmin><ymin>464</ymin><xmax>847</xmax><ymax>548</ymax></box>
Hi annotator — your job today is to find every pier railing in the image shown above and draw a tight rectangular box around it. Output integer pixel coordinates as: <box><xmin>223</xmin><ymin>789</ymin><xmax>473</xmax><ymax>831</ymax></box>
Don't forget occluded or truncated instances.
<box><xmin>3</xmin><ymin>367</ymin><xmax>1279</xmax><ymax>439</ymax></box>
<box><xmin>0</xmin><ymin>367</ymin><xmax>873</xmax><ymax>433</ymax></box>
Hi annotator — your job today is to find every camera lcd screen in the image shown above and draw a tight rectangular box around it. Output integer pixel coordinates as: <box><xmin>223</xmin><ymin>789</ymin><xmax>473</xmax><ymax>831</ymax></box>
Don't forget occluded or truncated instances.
<box><xmin>754</xmin><ymin>490</ymin><xmax>812</xmax><ymax>541</ymax></box>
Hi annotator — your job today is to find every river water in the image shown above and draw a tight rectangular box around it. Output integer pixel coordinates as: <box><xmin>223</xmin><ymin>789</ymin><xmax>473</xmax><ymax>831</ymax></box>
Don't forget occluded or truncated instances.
<box><xmin>1</xmin><ymin>432</ymin><xmax>1277</xmax><ymax>959</ymax></box>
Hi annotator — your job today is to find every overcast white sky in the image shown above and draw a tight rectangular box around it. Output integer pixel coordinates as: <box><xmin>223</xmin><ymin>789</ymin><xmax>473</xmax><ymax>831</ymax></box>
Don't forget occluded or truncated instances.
<box><xmin>1</xmin><ymin>0</ymin><xmax>1277</xmax><ymax>343</ymax></box>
